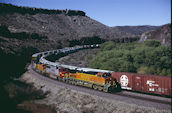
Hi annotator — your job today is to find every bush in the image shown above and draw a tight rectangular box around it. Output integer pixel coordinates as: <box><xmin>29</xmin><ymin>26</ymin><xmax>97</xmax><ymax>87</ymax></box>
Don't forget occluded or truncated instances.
<box><xmin>0</xmin><ymin>3</ymin><xmax>85</xmax><ymax>16</ymax></box>
<box><xmin>90</xmin><ymin>41</ymin><xmax>171</xmax><ymax>76</ymax></box>
<box><xmin>143</xmin><ymin>40</ymin><xmax>161</xmax><ymax>47</ymax></box>
<box><xmin>101</xmin><ymin>41</ymin><xmax>116</xmax><ymax>51</ymax></box>
<box><xmin>0</xmin><ymin>25</ymin><xmax>48</xmax><ymax>40</ymax></box>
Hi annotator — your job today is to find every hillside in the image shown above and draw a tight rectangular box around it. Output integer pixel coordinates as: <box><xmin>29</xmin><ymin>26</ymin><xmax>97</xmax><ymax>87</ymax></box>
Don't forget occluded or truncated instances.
<box><xmin>0</xmin><ymin>3</ymin><xmax>170</xmax><ymax>113</ymax></box>
<box><xmin>0</xmin><ymin>3</ymin><xmax>160</xmax><ymax>53</ymax></box>
<box><xmin>0</xmin><ymin>4</ymin><xmax>134</xmax><ymax>50</ymax></box>
<box><xmin>139</xmin><ymin>24</ymin><xmax>171</xmax><ymax>46</ymax></box>
<box><xmin>115</xmin><ymin>25</ymin><xmax>160</xmax><ymax>35</ymax></box>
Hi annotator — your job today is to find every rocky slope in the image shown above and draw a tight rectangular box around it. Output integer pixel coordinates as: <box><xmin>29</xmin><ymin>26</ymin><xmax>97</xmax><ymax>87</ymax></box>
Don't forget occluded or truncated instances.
<box><xmin>20</xmin><ymin>71</ymin><xmax>171</xmax><ymax>113</ymax></box>
<box><xmin>139</xmin><ymin>24</ymin><xmax>171</xmax><ymax>46</ymax></box>
<box><xmin>0</xmin><ymin>4</ymin><xmax>134</xmax><ymax>50</ymax></box>
<box><xmin>115</xmin><ymin>25</ymin><xmax>160</xmax><ymax>35</ymax></box>
<box><xmin>0</xmin><ymin>3</ymin><xmax>160</xmax><ymax>53</ymax></box>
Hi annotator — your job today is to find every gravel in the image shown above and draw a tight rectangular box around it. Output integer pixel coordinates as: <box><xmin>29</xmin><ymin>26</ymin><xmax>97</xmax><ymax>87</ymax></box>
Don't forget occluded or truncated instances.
<box><xmin>21</xmin><ymin>71</ymin><xmax>171</xmax><ymax>113</ymax></box>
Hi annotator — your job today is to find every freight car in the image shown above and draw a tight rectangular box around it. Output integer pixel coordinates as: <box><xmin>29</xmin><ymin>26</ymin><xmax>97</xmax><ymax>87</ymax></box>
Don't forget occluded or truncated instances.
<box><xmin>31</xmin><ymin>44</ymin><xmax>121</xmax><ymax>92</ymax></box>
<box><xmin>111</xmin><ymin>72</ymin><xmax>171</xmax><ymax>96</ymax></box>
<box><xmin>31</xmin><ymin>45</ymin><xmax>122</xmax><ymax>92</ymax></box>
<box><xmin>31</xmin><ymin>44</ymin><xmax>171</xmax><ymax>96</ymax></box>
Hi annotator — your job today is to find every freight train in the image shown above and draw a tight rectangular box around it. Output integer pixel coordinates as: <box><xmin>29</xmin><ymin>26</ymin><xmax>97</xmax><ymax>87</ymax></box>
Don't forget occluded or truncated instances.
<box><xmin>31</xmin><ymin>44</ymin><xmax>171</xmax><ymax>96</ymax></box>
<box><xmin>32</xmin><ymin>44</ymin><xmax>121</xmax><ymax>92</ymax></box>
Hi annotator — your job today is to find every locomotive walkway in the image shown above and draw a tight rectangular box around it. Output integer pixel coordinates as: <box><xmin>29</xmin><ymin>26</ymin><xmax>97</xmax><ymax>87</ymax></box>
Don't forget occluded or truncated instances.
<box><xmin>28</xmin><ymin>65</ymin><xmax>171</xmax><ymax>110</ymax></box>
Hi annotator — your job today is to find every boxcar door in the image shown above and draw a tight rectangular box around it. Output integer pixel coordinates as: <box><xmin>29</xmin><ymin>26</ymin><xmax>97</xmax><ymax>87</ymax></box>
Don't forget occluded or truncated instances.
<box><xmin>133</xmin><ymin>76</ymin><xmax>142</xmax><ymax>91</ymax></box>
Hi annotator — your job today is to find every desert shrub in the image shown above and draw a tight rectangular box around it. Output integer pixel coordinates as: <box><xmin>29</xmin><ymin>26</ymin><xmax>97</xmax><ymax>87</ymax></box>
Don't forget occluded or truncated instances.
<box><xmin>67</xmin><ymin>10</ymin><xmax>85</xmax><ymax>16</ymax></box>
<box><xmin>0</xmin><ymin>25</ymin><xmax>47</xmax><ymax>40</ymax></box>
<box><xmin>101</xmin><ymin>41</ymin><xmax>116</xmax><ymax>51</ymax></box>
<box><xmin>143</xmin><ymin>40</ymin><xmax>161</xmax><ymax>47</ymax></box>
<box><xmin>90</xmin><ymin>40</ymin><xmax>171</xmax><ymax>76</ymax></box>
<box><xmin>0</xmin><ymin>3</ymin><xmax>85</xmax><ymax>16</ymax></box>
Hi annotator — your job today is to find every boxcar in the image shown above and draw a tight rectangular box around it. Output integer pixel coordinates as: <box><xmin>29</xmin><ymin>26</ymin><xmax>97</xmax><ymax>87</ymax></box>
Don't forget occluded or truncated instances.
<box><xmin>111</xmin><ymin>72</ymin><xmax>171</xmax><ymax>96</ymax></box>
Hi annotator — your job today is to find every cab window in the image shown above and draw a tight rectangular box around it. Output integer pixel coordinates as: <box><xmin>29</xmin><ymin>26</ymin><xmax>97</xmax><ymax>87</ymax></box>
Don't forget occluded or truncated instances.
<box><xmin>43</xmin><ymin>64</ymin><xmax>47</xmax><ymax>67</ymax></box>
<box><xmin>98</xmin><ymin>75</ymin><xmax>101</xmax><ymax>78</ymax></box>
<box><xmin>102</xmin><ymin>73</ymin><xmax>111</xmax><ymax>78</ymax></box>
<box><xmin>46</xmin><ymin>66</ymin><xmax>50</xmax><ymax>68</ymax></box>
<box><xmin>69</xmin><ymin>69</ymin><xmax>76</xmax><ymax>73</ymax></box>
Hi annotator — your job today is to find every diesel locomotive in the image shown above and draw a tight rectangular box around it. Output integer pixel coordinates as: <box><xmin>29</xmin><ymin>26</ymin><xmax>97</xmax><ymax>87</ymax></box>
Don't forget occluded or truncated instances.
<box><xmin>31</xmin><ymin>44</ymin><xmax>121</xmax><ymax>92</ymax></box>
<box><xmin>31</xmin><ymin>44</ymin><xmax>171</xmax><ymax>96</ymax></box>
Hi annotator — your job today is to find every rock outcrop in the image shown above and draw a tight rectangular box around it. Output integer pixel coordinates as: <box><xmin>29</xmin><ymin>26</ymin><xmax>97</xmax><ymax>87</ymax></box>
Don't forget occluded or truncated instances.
<box><xmin>139</xmin><ymin>24</ymin><xmax>171</xmax><ymax>46</ymax></box>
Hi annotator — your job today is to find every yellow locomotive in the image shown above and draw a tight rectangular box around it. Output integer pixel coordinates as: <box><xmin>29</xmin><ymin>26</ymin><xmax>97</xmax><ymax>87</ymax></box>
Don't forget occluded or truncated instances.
<box><xmin>59</xmin><ymin>68</ymin><xmax>118</xmax><ymax>92</ymax></box>
<box><xmin>31</xmin><ymin>45</ymin><xmax>121</xmax><ymax>93</ymax></box>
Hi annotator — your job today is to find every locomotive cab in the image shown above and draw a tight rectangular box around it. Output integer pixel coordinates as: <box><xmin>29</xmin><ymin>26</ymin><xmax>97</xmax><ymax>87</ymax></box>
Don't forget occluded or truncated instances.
<box><xmin>59</xmin><ymin>67</ymin><xmax>69</xmax><ymax>78</ymax></box>
<box><xmin>100</xmin><ymin>72</ymin><xmax>121</xmax><ymax>92</ymax></box>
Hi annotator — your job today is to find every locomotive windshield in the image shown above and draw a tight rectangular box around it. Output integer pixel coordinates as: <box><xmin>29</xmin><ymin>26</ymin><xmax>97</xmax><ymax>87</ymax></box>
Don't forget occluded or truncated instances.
<box><xmin>102</xmin><ymin>73</ymin><xmax>111</xmax><ymax>78</ymax></box>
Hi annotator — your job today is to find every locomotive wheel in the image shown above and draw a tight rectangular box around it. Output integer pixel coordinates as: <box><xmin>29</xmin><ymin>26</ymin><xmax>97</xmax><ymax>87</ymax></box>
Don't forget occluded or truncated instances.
<box><xmin>92</xmin><ymin>84</ymin><xmax>97</xmax><ymax>90</ymax></box>
<box><xmin>74</xmin><ymin>81</ymin><xmax>78</xmax><ymax>86</ymax></box>
<box><xmin>59</xmin><ymin>77</ymin><xmax>62</xmax><ymax>81</ymax></box>
<box><xmin>98</xmin><ymin>86</ymin><xmax>103</xmax><ymax>91</ymax></box>
<box><xmin>103</xmin><ymin>87</ymin><xmax>109</xmax><ymax>93</ymax></box>
<box><xmin>68</xmin><ymin>80</ymin><xmax>72</xmax><ymax>84</ymax></box>
<box><xmin>62</xmin><ymin>78</ymin><xmax>66</xmax><ymax>82</ymax></box>
<box><xmin>73</xmin><ymin>81</ymin><xmax>77</xmax><ymax>85</ymax></box>
<box><xmin>72</xmin><ymin>80</ymin><xmax>75</xmax><ymax>85</ymax></box>
<box><xmin>74</xmin><ymin>81</ymin><xmax>78</xmax><ymax>85</ymax></box>
<box><xmin>103</xmin><ymin>89</ymin><xmax>108</xmax><ymax>92</ymax></box>
<box><xmin>73</xmin><ymin>81</ymin><xmax>76</xmax><ymax>85</ymax></box>
<box><xmin>71</xmin><ymin>80</ymin><xmax>74</xmax><ymax>85</ymax></box>
<box><xmin>65</xmin><ymin>79</ymin><xmax>69</xmax><ymax>83</ymax></box>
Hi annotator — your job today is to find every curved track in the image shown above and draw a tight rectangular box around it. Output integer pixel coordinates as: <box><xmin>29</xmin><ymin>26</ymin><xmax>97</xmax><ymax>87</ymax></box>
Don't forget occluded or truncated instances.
<box><xmin>28</xmin><ymin>65</ymin><xmax>171</xmax><ymax>110</ymax></box>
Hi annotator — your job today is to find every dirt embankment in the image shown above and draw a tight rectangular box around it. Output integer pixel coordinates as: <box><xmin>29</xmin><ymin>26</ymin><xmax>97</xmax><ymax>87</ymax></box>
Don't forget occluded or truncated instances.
<box><xmin>57</xmin><ymin>48</ymin><xmax>100</xmax><ymax>67</ymax></box>
<box><xmin>2</xmin><ymin>79</ymin><xmax>56</xmax><ymax>113</ymax></box>
<box><xmin>20</xmin><ymin>71</ymin><xmax>170</xmax><ymax>113</ymax></box>
<box><xmin>17</xmin><ymin>101</ymin><xmax>56</xmax><ymax>113</ymax></box>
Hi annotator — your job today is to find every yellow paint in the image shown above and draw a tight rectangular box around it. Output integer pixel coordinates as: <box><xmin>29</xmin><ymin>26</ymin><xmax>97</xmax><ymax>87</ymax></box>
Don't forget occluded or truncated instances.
<box><xmin>74</xmin><ymin>72</ymin><xmax>106</xmax><ymax>85</ymax></box>
<box><xmin>36</xmin><ymin>64</ymin><xmax>46</xmax><ymax>71</ymax></box>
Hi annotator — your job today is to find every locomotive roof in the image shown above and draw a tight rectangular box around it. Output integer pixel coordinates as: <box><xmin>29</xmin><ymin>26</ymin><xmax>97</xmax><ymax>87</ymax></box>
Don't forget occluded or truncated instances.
<box><xmin>78</xmin><ymin>67</ymin><xmax>113</xmax><ymax>73</ymax></box>
<box><xmin>59</xmin><ymin>64</ymin><xmax>113</xmax><ymax>73</ymax></box>
<box><xmin>32</xmin><ymin>53</ymin><xmax>41</xmax><ymax>57</ymax></box>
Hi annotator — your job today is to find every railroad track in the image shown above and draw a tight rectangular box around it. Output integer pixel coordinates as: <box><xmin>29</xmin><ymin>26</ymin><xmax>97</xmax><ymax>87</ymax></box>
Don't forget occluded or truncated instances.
<box><xmin>28</xmin><ymin>65</ymin><xmax>171</xmax><ymax>110</ymax></box>
<box><xmin>30</xmin><ymin>44</ymin><xmax>171</xmax><ymax>111</ymax></box>
<box><xmin>115</xmin><ymin>92</ymin><xmax>171</xmax><ymax>105</ymax></box>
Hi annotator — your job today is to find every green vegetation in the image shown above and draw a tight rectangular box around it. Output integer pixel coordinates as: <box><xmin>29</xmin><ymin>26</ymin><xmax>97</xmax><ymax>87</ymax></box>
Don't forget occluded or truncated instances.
<box><xmin>0</xmin><ymin>25</ymin><xmax>47</xmax><ymax>40</ymax></box>
<box><xmin>90</xmin><ymin>40</ymin><xmax>171</xmax><ymax>76</ymax></box>
<box><xmin>0</xmin><ymin>46</ymin><xmax>40</xmax><ymax>113</ymax></box>
<box><xmin>0</xmin><ymin>3</ymin><xmax>85</xmax><ymax>16</ymax></box>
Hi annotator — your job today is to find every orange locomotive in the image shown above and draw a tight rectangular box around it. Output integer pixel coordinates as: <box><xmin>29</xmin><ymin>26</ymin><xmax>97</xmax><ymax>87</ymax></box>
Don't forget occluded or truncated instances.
<box><xmin>36</xmin><ymin>63</ymin><xmax>47</xmax><ymax>73</ymax></box>
<box><xmin>59</xmin><ymin>67</ymin><xmax>120</xmax><ymax>92</ymax></box>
